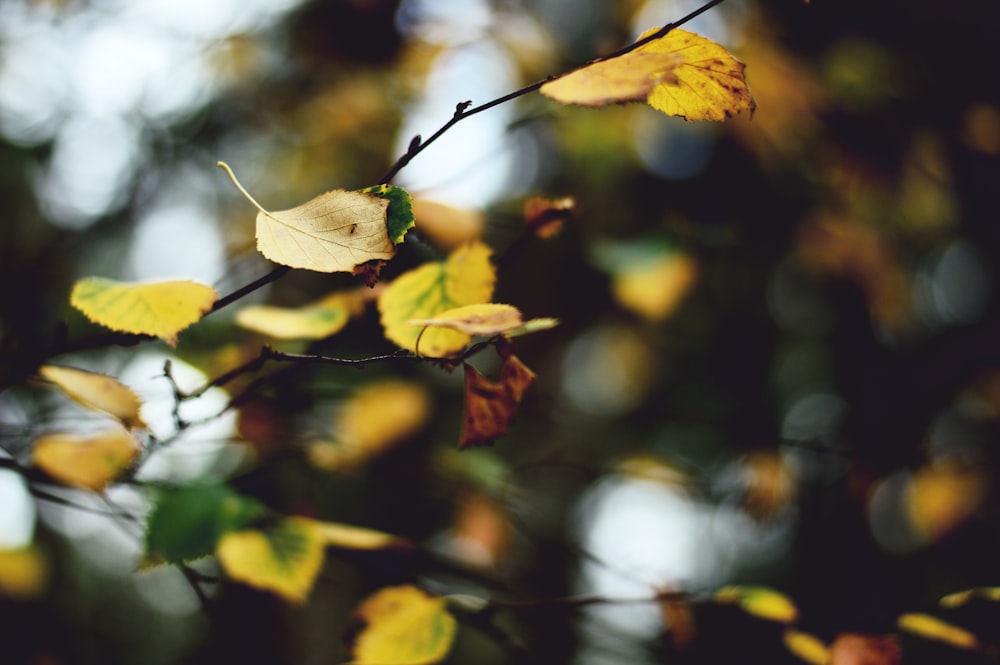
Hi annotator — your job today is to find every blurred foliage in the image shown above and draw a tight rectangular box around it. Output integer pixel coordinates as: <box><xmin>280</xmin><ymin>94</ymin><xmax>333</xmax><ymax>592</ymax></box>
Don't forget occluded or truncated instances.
<box><xmin>2</xmin><ymin>0</ymin><xmax>1000</xmax><ymax>664</ymax></box>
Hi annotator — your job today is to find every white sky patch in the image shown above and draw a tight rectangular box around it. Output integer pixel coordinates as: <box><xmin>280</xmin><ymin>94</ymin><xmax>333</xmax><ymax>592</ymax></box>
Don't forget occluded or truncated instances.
<box><xmin>0</xmin><ymin>468</ymin><xmax>36</xmax><ymax>548</ymax></box>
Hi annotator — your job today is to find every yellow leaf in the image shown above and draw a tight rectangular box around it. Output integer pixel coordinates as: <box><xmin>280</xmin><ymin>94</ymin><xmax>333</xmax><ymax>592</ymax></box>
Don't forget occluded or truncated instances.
<box><xmin>411</xmin><ymin>199</ymin><xmax>485</xmax><ymax>250</ymax></box>
<box><xmin>219</xmin><ymin>161</ymin><xmax>395</xmax><ymax>273</ymax></box>
<box><xmin>904</xmin><ymin>462</ymin><xmax>988</xmax><ymax>542</ymax></box>
<box><xmin>783</xmin><ymin>629</ymin><xmax>829</xmax><ymax>665</ymax></box>
<box><xmin>636</xmin><ymin>28</ymin><xmax>756</xmax><ymax>121</ymax></box>
<box><xmin>541</xmin><ymin>51</ymin><xmax>682</xmax><ymax>106</ymax></box>
<box><xmin>311</xmin><ymin>520</ymin><xmax>407</xmax><ymax>551</ymax></box>
<box><xmin>378</xmin><ymin>241</ymin><xmax>496</xmax><ymax>357</ymax></box>
<box><xmin>0</xmin><ymin>546</ymin><xmax>48</xmax><ymax>600</ymax></box>
<box><xmin>941</xmin><ymin>586</ymin><xmax>1000</xmax><ymax>608</ymax></box>
<box><xmin>715</xmin><ymin>586</ymin><xmax>797</xmax><ymax>623</ymax></box>
<box><xmin>38</xmin><ymin>365</ymin><xmax>146</xmax><ymax>429</ymax></box>
<box><xmin>460</xmin><ymin>351</ymin><xmax>536</xmax><ymax>449</ymax></box>
<box><xmin>897</xmin><ymin>613</ymin><xmax>980</xmax><ymax>650</ymax></box>
<box><xmin>308</xmin><ymin>381</ymin><xmax>431</xmax><ymax>471</ymax></box>
<box><xmin>216</xmin><ymin>516</ymin><xmax>325</xmax><ymax>604</ymax></box>
<box><xmin>611</xmin><ymin>251</ymin><xmax>697</xmax><ymax>321</ymax></box>
<box><xmin>351</xmin><ymin>585</ymin><xmax>457</xmax><ymax>665</ymax></box>
<box><xmin>71</xmin><ymin>277</ymin><xmax>218</xmax><ymax>346</ymax></box>
<box><xmin>32</xmin><ymin>426</ymin><xmax>139</xmax><ymax>491</ymax></box>
<box><xmin>236</xmin><ymin>297</ymin><xmax>350</xmax><ymax>340</ymax></box>
<box><xmin>409</xmin><ymin>303</ymin><xmax>524</xmax><ymax>336</ymax></box>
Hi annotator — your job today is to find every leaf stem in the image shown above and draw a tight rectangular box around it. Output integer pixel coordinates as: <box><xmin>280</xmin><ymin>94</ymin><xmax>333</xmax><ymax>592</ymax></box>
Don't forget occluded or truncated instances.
<box><xmin>379</xmin><ymin>0</ymin><xmax>729</xmax><ymax>183</ymax></box>
<box><xmin>217</xmin><ymin>161</ymin><xmax>270</xmax><ymax>216</ymax></box>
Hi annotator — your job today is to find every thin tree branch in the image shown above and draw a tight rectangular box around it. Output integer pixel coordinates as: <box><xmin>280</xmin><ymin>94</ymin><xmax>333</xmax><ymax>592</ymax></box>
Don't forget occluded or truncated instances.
<box><xmin>379</xmin><ymin>0</ymin><xmax>729</xmax><ymax>183</ymax></box>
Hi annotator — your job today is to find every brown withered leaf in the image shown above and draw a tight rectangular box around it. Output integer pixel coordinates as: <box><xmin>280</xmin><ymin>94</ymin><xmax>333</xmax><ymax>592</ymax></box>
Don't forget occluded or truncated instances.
<box><xmin>830</xmin><ymin>633</ymin><xmax>901</xmax><ymax>665</ymax></box>
<box><xmin>524</xmin><ymin>196</ymin><xmax>574</xmax><ymax>239</ymax></box>
<box><xmin>459</xmin><ymin>351</ymin><xmax>536</xmax><ymax>449</ymax></box>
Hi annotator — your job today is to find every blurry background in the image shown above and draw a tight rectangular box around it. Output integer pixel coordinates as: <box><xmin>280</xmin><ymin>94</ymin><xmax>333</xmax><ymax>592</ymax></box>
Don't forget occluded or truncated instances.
<box><xmin>2</xmin><ymin>0</ymin><xmax>1000</xmax><ymax>663</ymax></box>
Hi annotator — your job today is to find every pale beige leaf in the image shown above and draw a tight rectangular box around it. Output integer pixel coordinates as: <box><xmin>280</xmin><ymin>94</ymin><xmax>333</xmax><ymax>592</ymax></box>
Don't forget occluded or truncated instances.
<box><xmin>408</xmin><ymin>303</ymin><xmax>523</xmax><ymax>336</ymax></box>
<box><xmin>541</xmin><ymin>51</ymin><xmax>681</xmax><ymax>106</ymax></box>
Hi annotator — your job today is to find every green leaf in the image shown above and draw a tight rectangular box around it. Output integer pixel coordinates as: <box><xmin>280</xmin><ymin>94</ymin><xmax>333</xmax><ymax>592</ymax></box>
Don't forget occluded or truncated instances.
<box><xmin>144</xmin><ymin>485</ymin><xmax>265</xmax><ymax>565</ymax></box>
<box><xmin>361</xmin><ymin>184</ymin><xmax>414</xmax><ymax>245</ymax></box>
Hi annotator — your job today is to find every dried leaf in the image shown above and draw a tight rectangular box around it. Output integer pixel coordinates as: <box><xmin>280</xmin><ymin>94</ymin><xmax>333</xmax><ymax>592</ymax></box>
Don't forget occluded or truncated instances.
<box><xmin>378</xmin><ymin>241</ymin><xmax>496</xmax><ymax>357</ymax></box>
<box><xmin>460</xmin><ymin>352</ymin><xmax>536</xmax><ymax>449</ymax></box>
<box><xmin>829</xmin><ymin>633</ymin><xmax>901</xmax><ymax>665</ymax></box>
<box><xmin>38</xmin><ymin>365</ymin><xmax>146</xmax><ymax>429</ymax></box>
<box><xmin>408</xmin><ymin>303</ymin><xmax>524</xmax><ymax>336</ymax></box>
<box><xmin>541</xmin><ymin>51</ymin><xmax>682</xmax><ymax>106</ymax></box>
<box><xmin>219</xmin><ymin>161</ymin><xmax>398</xmax><ymax>273</ymax></box>
<box><xmin>524</xmin><ymin>196</ymin><xmax>574</xmax><ymax>239</ymax></box>
<box><xmin>217</xmin><ymin>516</ymin><xmax>326</xmax><ymax>604</ymax></box>
<box><xmin>32</xmin><ymin>426</ymin><xmax>139</xmax><ymax>491</ymax></box>
<box><xmin>71</xmin><ymin>277</ymin><xmax>218</xmax><ymax>346</ymax></box>
<box><xmin>635</xmin><ymin>28</ymin><xmax>756</xmax><ymax>121</ymax></box>
<box><xmin>351</xmin><ymin>585</ymin><xmax>457</xmax><ymax>665</ymax></box>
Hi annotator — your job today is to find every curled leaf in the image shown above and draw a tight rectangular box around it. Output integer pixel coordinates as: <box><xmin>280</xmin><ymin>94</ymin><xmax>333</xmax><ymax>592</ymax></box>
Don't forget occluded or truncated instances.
<box><xmin>460</xmin><ymin>351</ymin><xmax>536</xmax><ymax>449</ymax></box>
<box><xmin>71</xmin><ymin>277</ymin><xmax>218</xmax><ymax>346</ymax></box>
<box><xmin>408</xmin><ymin>303</ymin><xmax>523</xmax><ymax>336</ymax></box>
<box><xmin>378</xmin><ymin>241</ymin><xmax>496</xmax><ymax>357</ymax></box>
<box><xmin>32</xmin><ymin>426</ymin><xmax>139</xmax><ymax>491</ymax></box>
<box><xmin>351</xmin><ymin>585</ymin><xmax>457</xmax><ymax>665</ymax></box>
<box><xmin>38</xmin><ymin>365</ymin><xmax>146</xmax><ymax>429</ymax></box>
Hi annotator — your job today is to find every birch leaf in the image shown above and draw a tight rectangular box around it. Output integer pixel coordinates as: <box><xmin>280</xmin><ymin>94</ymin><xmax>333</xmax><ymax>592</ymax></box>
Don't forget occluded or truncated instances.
<box><xmin>409</xmin><ymin>303</ymin><xmax>524</xmax><ymax>336</ymax></box>
<box><xmin>460</xmin><ymin>351</ymin><xmax>536</xmax><ymax>449</ymax></box>
<box><xmin>360</xmin><ymin>184</ymin><xmax>415</xmax><ymax>245</ymax></box>
<box><xmin>541</xmin><ymin>51</ymin><xmax>682</xmax><ymax>106</ymax></box>
<box><xmin>236</xmin><ymin>298</ymin><xmax>350</xmax><ymax>340</ymax></box>
<box><xmin>219</xmin><ymin>162</ymin><xmax>397</xmax><ymax>273</ymax></box>
<box><xmin>897</xmin><ymin>613</ymin><xmax>980</xmax><ymax>650</ymax></box>
<box><xmin>70</xmin><ymin>277</ymin><xmax>217</xmax><ymax>346</ymax></box>
<box><xmin>351</xmin><ymin>585</ymin><xmax>457</xmax><ymax>665</ymax></box>
<box><xmin>38</xmin><ymin>365</ymin><xmax>146</xmax><ymax>429</ymax></box>
<box><xmin>32</xmin><ymin>426</ymin><xmax>139</xmax><ymax>491</ymax></box>
<box><xmin>636</xmin><ymin>27</ymin><xmax>756</xmax><ymax>121</ymax></box>
<box><xmin>217</xmin><ymin>516</ymin><xmax>326</xmax><ymax>604</ymax></box>
<box><xmin>378</xmin><ymin>242</ymin><xmax>495</xmax><ymax>356</ymax></box>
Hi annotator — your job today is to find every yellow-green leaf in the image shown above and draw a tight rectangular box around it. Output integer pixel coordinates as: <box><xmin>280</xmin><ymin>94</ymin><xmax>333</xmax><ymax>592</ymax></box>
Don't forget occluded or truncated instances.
<box><xmin>216</xmin><ymin>516</ymin><xmax>325</xmax><ymax>604</ymax></box>
<box><xmin>219</xmin><ymin>161</ymin><xmax>395</xmax><ymax>273</ymax></box>
<box><xmin>636</xmin><ymin>28</ymin><xmax>756</xmax><ymax>121</ymax></box>
<box><xmin>351</xmin><ymin>585</ymin><xmax>457</xmax><ymax>665</ymax></box>
<box><xmin>898</xmin><ymin>613</ymin><xmax>980</xmax><ymax>649</ymax></box>
<box><xmin>70</xmin><ymin>277</ymin><xmax>218</xmax><ymax>346</ymax></box>
<box><xmin>378</xmin><ymin>242</ymin><xmax>495</xmax><ymax>356</ymax></box>
<box><xmin>0</xmin><ymin>546</ymin><xmax>48</xmax><ymax>600</ymax></box>
<box><xmin>715</xmin><ymin>585</ymin><xmax>797</xmax><ymax>623</ymax></box>
<box><xmin>32</xmin><ymin>426</ymin><xmax>139</xmax><ymax>491</ymax></box>
<box><xmin>236</xmin><ymin>298</ymin><xmax>350</xmax><ymax>340</ymax></box>
<box><xmin>38</xmin><ymin>365</ymin><xmax>146</xmax><ymax>429</ymax></box>
<box><xmin>540</xmin><ymin>51</ymin><xmax>682</xmax><ymax>106</ymax></box>
<box><xmin>783</xmin><ymin>629</ymin><xmax>829</xmax><ymax>665</ymax></box>
<box><xmin>308</xmin><ymin>381</ymin><xmax>431</xmax><ymax>472</ymax></box>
